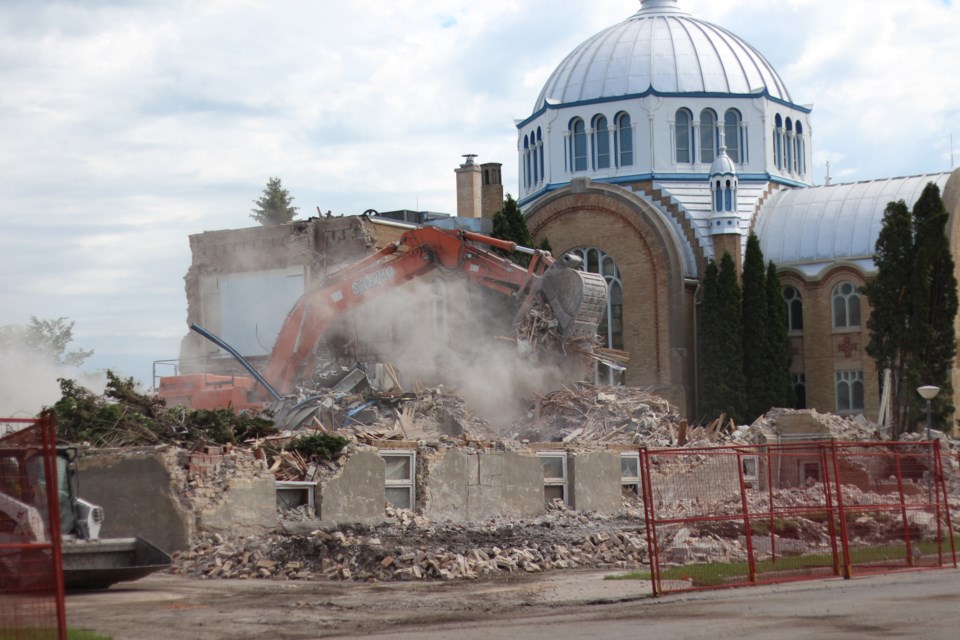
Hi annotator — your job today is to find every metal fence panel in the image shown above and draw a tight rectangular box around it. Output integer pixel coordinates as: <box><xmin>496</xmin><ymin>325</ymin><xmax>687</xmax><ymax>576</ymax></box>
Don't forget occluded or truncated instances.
<box><xmin>640</xmin><ymin>441</ymin><xmax>957</xmax><ymax>597</ymax></box>
<box><xmin>0</xmin><ymin>413</ymin><xmax>67</xmax><ymax>640</ymax></box>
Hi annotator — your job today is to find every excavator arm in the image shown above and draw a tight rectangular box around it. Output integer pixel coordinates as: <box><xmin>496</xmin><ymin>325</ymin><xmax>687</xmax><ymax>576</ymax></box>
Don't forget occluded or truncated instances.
<box><xmin>160</xmin><ymin>226</ymin><xmax>607</xmax><ymax>409</ymax></box>
<box><xmin>261</xmin><ymin>227</ymin><xmax>575</xmax><ymax>397</ymax></box>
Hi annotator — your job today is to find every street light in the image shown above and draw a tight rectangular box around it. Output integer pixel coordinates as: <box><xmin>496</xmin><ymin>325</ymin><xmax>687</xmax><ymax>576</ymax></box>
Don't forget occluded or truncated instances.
<box><xmin>917</xmin><ymin>385</ymin><xmax>940</xmax><ymax>440</ymax></box>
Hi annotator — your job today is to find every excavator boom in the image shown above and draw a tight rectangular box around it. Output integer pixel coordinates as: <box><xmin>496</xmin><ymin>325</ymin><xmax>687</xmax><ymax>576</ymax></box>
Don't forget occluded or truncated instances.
<box><xmin>160</xmin><ymin>226</ymin><xmax>607</xmax><ymax>410</ymax></box>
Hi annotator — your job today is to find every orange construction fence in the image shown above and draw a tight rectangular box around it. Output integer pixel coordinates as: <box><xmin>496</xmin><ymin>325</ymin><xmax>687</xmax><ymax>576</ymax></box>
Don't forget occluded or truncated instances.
<box><xmin>0</xmin><ymin>412</ymin><xmax>67</xmax><ymax>640</ymax></box>
<box><xmin>640</xmin><ymin>440</ymin><xmax>957</xmax><ymax>596</ymax></box>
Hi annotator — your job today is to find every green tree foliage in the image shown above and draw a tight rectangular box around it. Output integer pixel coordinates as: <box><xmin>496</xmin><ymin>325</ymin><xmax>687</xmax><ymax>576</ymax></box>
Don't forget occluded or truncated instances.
<box><xmin>765</xmin><ymin>260</ymin><xmax>794</xmax><ymax>409</ymax></box>
<box><xmin>492</xmin><ymin>194</ymin><xmax>534</xmax><ymax>265</ymax></box>
<box><xmin>699</xmin><ymin>253</ymin><xmax>746</xmax><ymax>425</ymax></box>
<box><xmin>250</xmin><ymin>177</ymin><xmax>299</xmax><ymax>225</ymax></box>
<box><xmin>0</xmin><ymin>316</ymin><xmax>93</xmax><ymax>367</ymax></box>
<box><xmin>52</xmin><ymin>371</ymin><xmax>277</xmax><ymax>447</ymax></box>
<box><xmin>741</xmin><ymin>234</ymin><xmax>769</xmax><ymax>422</ymax></box>
<box><xmin>864</xmin><ymin>183</ymin><xmax>958</xmax><ymax>436</ymax></box>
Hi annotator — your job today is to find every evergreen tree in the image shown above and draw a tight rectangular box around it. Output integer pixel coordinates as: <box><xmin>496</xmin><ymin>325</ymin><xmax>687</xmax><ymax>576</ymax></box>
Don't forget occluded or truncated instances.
<box><xmin>492</xmin><ymin>194</ymin><xmax>534</xmax><ymax>265</ymax></box>
<box><xmin>699</xmin><ymin>253</ymin><xmax>746</xmax><ymax>425</ymax></box>
<box><xmin>864</xmin><ymin>200</ymin><xmax>913</xmax><ymax>434</ymax></box>
<box><xmin>250</xmin><ymin>177</ymin><xmax>299</xmax><ymax>225</ymax></box>
<box><xmin>765</xmin><ymin>261</ymin><xmax>794</xmax><ymax>409</ymax></box>
<box><xmin>740</xmin><ymin>234</ymin><xmax>769</xmax><ymax>422</ymax></box>
<box><xmin>909</xmin><ymin>184</ymin><xmax>957</xmax><ymax>429</ymax></box>
<box><xmin>864</xmin><ymin>184</ymin><xmax>957</xmax><ymax>436</ymax></box>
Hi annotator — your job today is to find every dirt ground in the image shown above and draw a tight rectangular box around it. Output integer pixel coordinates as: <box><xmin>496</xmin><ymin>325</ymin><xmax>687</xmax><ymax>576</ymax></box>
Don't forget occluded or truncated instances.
<box><xmin>67</xmin><ymin>567</ymin><xmax>960</xmax><ymax>639</ymax></box>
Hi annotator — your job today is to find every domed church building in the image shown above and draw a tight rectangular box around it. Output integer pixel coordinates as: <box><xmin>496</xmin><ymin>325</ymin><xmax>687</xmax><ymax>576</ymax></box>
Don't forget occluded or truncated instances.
<box><xmin>517</xmin><ymin>0</ymin><xmax>960</xmax><ymax>423</ymax></box>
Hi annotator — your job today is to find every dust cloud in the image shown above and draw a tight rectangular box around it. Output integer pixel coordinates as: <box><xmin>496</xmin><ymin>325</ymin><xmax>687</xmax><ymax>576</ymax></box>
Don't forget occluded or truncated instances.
<box><xmin>345</xmin><ymin>275</ymin><xmax>588</xmax><ymax>430</ymax></box>
<box><xmin>0</xmin><ymin>346</ymin><xmax>106</xmax><ymax>419</ymax></box>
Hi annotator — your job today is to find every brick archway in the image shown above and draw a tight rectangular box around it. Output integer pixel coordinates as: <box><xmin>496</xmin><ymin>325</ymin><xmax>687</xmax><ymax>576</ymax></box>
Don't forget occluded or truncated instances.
<box><xmin>525</xmin><ymin>182</ymin><xmax>692</xmax><ymax>413</ymax></box>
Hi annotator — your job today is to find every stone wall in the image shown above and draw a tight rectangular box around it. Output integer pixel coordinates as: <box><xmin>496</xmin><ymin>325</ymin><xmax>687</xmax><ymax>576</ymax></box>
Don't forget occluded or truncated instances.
<box><xmin>317</xmin><ymin>450</ymin><xmax>386</xmax><ymax>528</ymax></box>
<box><xmin>568</xmin><ymin>451</ymin><xmax>624</xmax><ymax>514</ymax></box>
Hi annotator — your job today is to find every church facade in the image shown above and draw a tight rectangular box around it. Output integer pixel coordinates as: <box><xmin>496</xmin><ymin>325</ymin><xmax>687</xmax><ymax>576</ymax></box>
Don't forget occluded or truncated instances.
<box><xmin>516</xmin><ymin>0</ymin><xmax>960</xmax><ymax>427</ymax></box>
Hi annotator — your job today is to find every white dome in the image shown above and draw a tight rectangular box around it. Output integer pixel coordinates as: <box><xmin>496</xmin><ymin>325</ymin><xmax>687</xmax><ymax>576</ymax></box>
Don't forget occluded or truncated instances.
<box><xmin>534</xmin><ymin>0</ymin><xmax>791</xmax><ymax>112</ymax></box>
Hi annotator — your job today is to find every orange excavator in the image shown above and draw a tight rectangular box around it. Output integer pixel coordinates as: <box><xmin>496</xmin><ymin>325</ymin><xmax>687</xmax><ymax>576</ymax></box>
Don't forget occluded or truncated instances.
<box><xmin>158</xmin><ymin>226</ymin><xmax>608</xmax><ymax>413</ymax></box>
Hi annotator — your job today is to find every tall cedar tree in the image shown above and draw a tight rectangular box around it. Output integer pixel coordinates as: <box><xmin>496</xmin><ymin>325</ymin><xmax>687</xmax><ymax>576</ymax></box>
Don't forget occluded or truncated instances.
<box><xmin>765</xmin><ymin>261</ymin><xmax>794</xmax><ymax>409</ymax></box>
<box><xmin>741</xmin><ymin>234</ymin><xmax>769</xmax><ymax>422</ymax></box>
<box><xmin>699</xmin><ymin>253</ymin><xmax>747</xmax><ymax>425</ymax></box>
<box><xmin>250</xmin><ymin>177</ymin><xmax>299</xmax><ymax>225</ymax></box>
<box><xmin>864</xmin><ymin>184</ymin><xmax>957</xmax><ymax>436</ymax></box>
<box><xmin>492</xmin><ymin>194</ymin><xmax>535</xmax><ymax>265</ymax></box>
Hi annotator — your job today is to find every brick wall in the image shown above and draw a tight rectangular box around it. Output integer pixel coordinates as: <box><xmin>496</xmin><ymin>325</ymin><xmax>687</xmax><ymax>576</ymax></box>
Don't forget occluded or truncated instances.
<box><xmin>525</xmin><ymin>182</ymin><xmax>692</xmax><ymax>415</ymax></box>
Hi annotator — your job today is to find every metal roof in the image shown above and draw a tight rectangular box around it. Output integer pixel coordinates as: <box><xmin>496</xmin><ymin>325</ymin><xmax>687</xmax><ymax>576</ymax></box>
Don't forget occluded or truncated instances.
<box><xmin>756</xmin><ymin>173</ymin><xmax>954</xmax><ymax>271</ymax></box>
<box><xmin>534</xmin><ymin>0</ymin><xmax>791</xmax><ymax>112</ymax></box>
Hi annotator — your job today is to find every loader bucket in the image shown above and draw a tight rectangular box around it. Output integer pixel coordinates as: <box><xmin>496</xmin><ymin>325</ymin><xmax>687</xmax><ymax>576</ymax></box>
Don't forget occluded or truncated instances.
<box><xmin>538</xmin><ymin>254</ymin><xmax>608</xmax><ymax>339</ymax></box>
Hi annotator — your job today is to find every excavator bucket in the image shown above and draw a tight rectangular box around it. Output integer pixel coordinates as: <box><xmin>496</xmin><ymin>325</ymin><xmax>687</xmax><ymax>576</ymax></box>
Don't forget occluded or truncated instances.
<box><xmin>537</xmin><ymin>254</ymin><xmax>608</xmax><ymax>339</ymax></box>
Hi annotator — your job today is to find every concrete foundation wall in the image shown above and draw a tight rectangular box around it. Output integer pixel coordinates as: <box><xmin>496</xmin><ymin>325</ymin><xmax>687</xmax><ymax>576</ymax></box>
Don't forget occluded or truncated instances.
<box><xmin>76</xmin><ymin>449</ymin><xmax>193</xmax><ymax>554</ymax></box>
<box><xmin>569</xmin><ymin>451</ymin><xmax>624</xmax><ymax>515</ymax></box>
<box><xmin>319</xmin><ymin>450</ymin><xmax>386</xmax><ymax>527</ymax></box>
<box><xmin>200</xmin><ymin>476</ymin><xmax>277</xmax><ymax>536</ymax></box>
<box><xmin>422</xmin><ymin>449</ymin><xmax>546</xmax><ymax>521</ymax></box>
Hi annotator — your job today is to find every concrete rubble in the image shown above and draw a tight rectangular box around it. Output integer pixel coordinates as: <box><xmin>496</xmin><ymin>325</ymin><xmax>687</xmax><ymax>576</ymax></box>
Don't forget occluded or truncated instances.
<box><xmin>171</xmin><ymin>498</ymin><xmax>649</xmax><ymax>582</ymax></box>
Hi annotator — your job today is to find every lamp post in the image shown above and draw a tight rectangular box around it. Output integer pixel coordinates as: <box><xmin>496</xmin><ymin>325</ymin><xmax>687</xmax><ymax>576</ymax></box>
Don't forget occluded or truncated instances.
<box><xmin>916</xmin><ymin>385</ymin><xmax>940</xmax><ymax>440</ymax></box>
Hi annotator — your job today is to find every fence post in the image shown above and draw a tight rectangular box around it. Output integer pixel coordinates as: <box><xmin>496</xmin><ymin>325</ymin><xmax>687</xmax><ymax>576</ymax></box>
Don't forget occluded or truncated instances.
<box><xmin>765</xmin><ymin>444</ymin><xmax>777</xmax><ymax>566</ymax></box>
<box><xmin>892</xmin><ymin>448</ymin><xmax>914</xmax><ymax>567</ymax></box>
<box><xmin>934</xmin><ymin>441</ymin><xmax>957</xmax><ymax>568</ymax></box>
<box><xmin>638</xmin><ymin>447</ymin><xmax>661</xmax><ymax>597</ymax></box>
<box><xmin>40</xmin><ymin>410</ymin><xmax>67</xmax><ymax>640</ymax></box>
<box><xmin>818</xmin><ymin>444</ymin><xmax>841</xmax><ymax>577</ymax></box>
<box><xmin>830</xmin><ymin>440</ymin><xmax>853</xmax><ymax>579</ymax></box>
<box><xmin>736</xmin><ymin>450</ymin><xmax>757</xmax><ymax>583</ymax></box>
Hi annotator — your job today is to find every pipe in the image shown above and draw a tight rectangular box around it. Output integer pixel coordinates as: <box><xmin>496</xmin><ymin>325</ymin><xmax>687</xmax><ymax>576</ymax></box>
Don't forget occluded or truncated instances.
<box><xmin>189</xmin><ymin>323</ymin><xmax>282</xmax><ymax>401</ymax></box>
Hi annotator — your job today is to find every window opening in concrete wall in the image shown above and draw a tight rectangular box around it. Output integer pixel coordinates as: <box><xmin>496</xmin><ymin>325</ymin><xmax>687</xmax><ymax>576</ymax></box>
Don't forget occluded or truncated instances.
<box><xmin>381</xmin><ymin>450</ymin><xmax>416</xmax><ymax>510</ymax></box>
<box><xmin>800</xmin><ymin>460</ymin><xmax>821</xmax><ymax>486</ymax></box>
<box><xmin>741</xmin><ymin>456</ymin><xmax>759</xmax><ymax>487</ymax></box>
<box><xmin>835</xmin><ymin>370</ymin><xmax>864</xmax><ymax>412</ymax></box>
<box><xmin>538</xmin><ymin>452</ymin><xmax>568</xmax><ymax>505</ymax></box>
<box><xmin>276</xmin><ymin>481</ymin><xmax>316</xmax><ymax>514</ymax></box>
<box><xmin>620</xmin><ymin>452</ymin><xmax>640</xmax><ymax>495</ymax></box>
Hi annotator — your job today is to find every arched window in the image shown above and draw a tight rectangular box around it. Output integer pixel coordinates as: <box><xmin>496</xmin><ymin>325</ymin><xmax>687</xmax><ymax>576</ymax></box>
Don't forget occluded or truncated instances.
<box><xmin>795</xmin><ymin>122</ymin><xmax>804</xmax><ymax>176</ymax></box>
<box><xmin>793</xmin><ymin>373</ymin><xmax>807</xmax><ymax>409</ymax></box>
<box><xmin>593</xmin><ymin>115</ymin><xmax>610</xmax><ymax>170</ymax></box>
<box><xmin>570</xmin><ymin>118</ymin><xmax>587</xmax><ymax>172</ymax></box>
<box><xmin>615</xmin><ymin>112</ymin><xmax>633</xmax><ymax>167</ymax></box>
<box><xmin>832</xmin><ymin>281</ymin><xmax>861</xmax><ymax>329</ymax></box>
<box><xmin>782</xmin><ymin>286</ymin><xmax>803</xmax><ymax>332</ymax></box>
<box><xmin>785</xmin><ymin>118</ymin><xmax>794</xmax><ymax>173</ymax></box>
<box><xmin>675</xmin><ymin>109</ymin><xmax>693</xmax><ymax>163</ymax></box>
<box><xmin>523</xmin><ymin>135</ymin><xmax>531</xmax><ymax>188</ymax></box>
<box><xmin>774</xmin><ymin>114</ymin><xmax>783</xmax><ymax>171</ymax></box>
<box><xmin>572</xmin><ymin>247</ymin><xmax>623</xmax><ymax>385</ymax></box>
<box><xmin>537</xmin><ymin>127</ymin><xmax>544</xmax><ymax>183</ymax></box>
<box><xmin>700</xmin><ymin>109</ymin><xmax>717</xmax><ymax>164</ymax></box>
<box><xmin>835</xmin><ymin>370</ymin><xmax>864</xmax><ymax>412</ymax></box>
<box><xmin>714</xmin><ymin>180</ymin><xmax>722</xmax><ymax>213</ymax></box>
<box><xmin>431</xmin><ymin>278</ymin><xmax>448</xmax><ymax>337</ymax></box>
<box><xmin>724</xmin><ymin>179</ymin><xmax>733</xmax><ymax>211</ymax></box>
<box><xmin>531</xmin><ymin>134</ymin><xmax>538</xmax><ymax>185</ymax></box>
<box><xmin>724</xmin><ymin>109</ymin><xmax>741</xmax><ymax>163</ymax></box>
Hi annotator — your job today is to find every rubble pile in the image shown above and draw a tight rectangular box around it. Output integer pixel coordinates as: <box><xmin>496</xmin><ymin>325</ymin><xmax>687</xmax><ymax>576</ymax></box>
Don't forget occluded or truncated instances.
<box><xmin>508</xmin><ymin>383</ymin><xmax>681</xmax><ymax>444</ymax></box>
<box><xmin>171</xmin><ymin>503</ymin><xmax>649</xmax><ymax>582</ymax></box>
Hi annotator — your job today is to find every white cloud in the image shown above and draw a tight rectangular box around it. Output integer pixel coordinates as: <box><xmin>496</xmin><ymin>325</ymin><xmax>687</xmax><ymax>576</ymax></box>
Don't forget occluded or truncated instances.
<box><xmin>0</xmin><ymin>0</ymin><xmax>957</xmax><ymax>393</ymax></box>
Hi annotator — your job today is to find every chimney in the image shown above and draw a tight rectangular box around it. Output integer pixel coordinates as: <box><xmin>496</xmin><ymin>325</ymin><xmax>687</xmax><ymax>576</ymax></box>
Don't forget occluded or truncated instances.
<box><xmin>455</xmin><ymin>154</ymin><xmax>482</xmax><ymax>218</ymax></box>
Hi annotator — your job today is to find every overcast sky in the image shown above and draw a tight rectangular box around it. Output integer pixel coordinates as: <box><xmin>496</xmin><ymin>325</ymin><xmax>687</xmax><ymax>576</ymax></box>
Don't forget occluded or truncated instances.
<box><xmin>1</xmin><ymin>0</ymin><xmax>958</xmax><ymax>401</ymax></box>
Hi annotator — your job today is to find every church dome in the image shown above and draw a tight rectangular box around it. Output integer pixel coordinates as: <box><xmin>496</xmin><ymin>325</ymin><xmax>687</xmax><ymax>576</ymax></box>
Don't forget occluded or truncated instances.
<box><xmin>534</xmin><ymin>0</ymin><xmax>791</xmax><ymax>111</ymax></box>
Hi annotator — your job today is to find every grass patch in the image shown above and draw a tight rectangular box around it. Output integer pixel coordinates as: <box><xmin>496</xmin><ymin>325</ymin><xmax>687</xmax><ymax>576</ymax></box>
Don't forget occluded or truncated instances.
<box><xmin>605</xmin><ymin>536</ymin><xmax>960</xmax><ymax>586</ymax></box>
